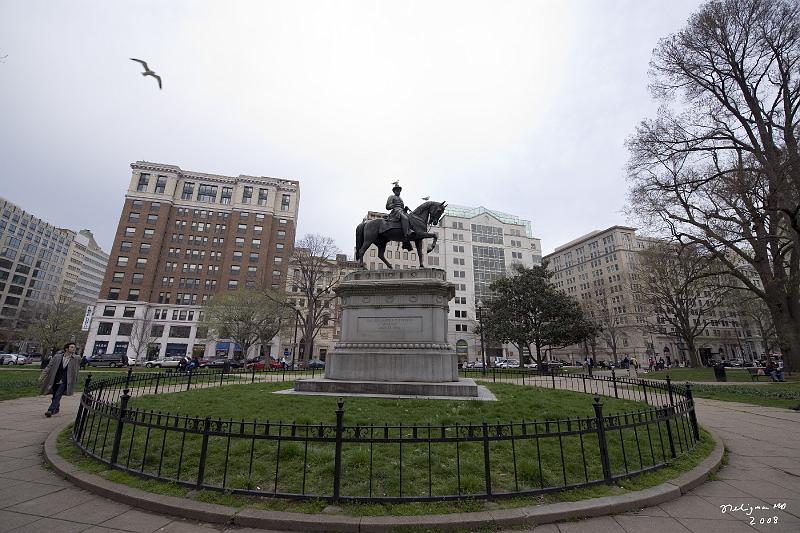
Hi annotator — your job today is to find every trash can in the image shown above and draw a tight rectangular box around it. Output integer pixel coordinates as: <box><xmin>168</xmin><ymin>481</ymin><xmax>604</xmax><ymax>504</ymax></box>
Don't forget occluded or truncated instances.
<box><xmin>713</xmin><ymin>363</ymin><xmax>727</xmax><ymax>382</ymax></box>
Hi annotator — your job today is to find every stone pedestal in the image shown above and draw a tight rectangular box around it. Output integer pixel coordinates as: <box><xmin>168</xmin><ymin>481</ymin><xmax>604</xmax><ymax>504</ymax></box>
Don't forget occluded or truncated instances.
<box><xmin>294</xmin><ymin>268</ymin><xmax>479</xmax><ymax>398</ymax></box>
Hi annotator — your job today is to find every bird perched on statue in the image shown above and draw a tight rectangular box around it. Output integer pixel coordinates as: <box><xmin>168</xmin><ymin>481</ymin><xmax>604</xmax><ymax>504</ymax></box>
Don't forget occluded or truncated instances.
<box><xmin>421</xmin><ymin>196</ymin><xmax>430</xmax><ymax>201</ymax></box>
<box><xmin>391</xmin><ymin>180</ymin><xmax>400</xmax><ymax>188</ymax></box>
<box><xmin>129</xmin><ymin>58</ymin><xmax>163</xmax><ymax>89</ymax></box>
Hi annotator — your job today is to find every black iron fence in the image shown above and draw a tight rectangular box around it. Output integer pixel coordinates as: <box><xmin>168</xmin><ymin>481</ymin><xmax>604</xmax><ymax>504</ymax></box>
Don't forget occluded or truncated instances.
<box><xmin>71</xmin><ymin>367</ymin><xmax>700</xmax><ymax>502</ymax></box>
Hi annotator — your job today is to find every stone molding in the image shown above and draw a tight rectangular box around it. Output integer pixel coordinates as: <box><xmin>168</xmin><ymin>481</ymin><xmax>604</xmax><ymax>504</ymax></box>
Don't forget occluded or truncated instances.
<box><xmin>335</xmin><ymin>342</ymin><xmax>452</xmax><ymax>350</ymax></box>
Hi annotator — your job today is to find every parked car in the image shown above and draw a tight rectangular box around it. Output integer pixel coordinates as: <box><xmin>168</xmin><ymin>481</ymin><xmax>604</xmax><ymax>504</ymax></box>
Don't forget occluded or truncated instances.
<box><xmin>506</xmin><ymin>359</ymin><xmax>520</xmax><ymax>368</ymax></box>
<box><xmin>144</xmin><ymin>356</ymin><xmax>185</xmax><ymax>369</ymax></box>
<box><xmin>200</xmin><ymin>358</ymin><xmax>243</xmax><ymax>369</ymax></box>
<box><xmin>87</xmin><ymin>354</ymin><xmax>127</xmax><ymax>367</ymax></box>
<box><xmin>1</xmin><ymin>353</ymin><xmax>30</xmax><ymax>365</ymax></box>
<box><xmin>523</xmin><ymin>362</ymin><xmax>538</xmax><ymax>369</ymax></box>
<box><xmin>306</xmin><ymin>359</ymin><xmax>325</xmax><ymax>369</ymax></box>
<box><xmin>244</xmin><ymin>357</ymin><xmax>284</xmax><ymax>370</ymax></box>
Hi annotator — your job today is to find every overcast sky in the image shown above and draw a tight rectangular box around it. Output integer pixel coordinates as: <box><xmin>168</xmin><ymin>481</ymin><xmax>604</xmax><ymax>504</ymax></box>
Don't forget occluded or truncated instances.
<box><xmin>0</xmin><ymin>0</ymin><xmax>704</xmax><ymax>256</ymax></box>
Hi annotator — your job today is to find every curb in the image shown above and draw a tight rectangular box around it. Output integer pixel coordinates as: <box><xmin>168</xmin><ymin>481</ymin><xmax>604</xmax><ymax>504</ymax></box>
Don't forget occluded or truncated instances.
<box><xmin>44</xmin><ymin>420</ymin><xmax>725</xmax><ymax>532</ymax></box>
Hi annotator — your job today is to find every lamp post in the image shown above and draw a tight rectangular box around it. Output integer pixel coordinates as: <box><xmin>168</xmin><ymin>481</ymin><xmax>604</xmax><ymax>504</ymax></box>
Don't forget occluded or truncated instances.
<box><xmin>291</xmin><ymin>307</ymin><xmax>301</xmax><ymax>370</ymax></box>
<box><xmin>477</xmin><ymin>300</ymin><xmax>486</xmax><ymax>375</ymax></box>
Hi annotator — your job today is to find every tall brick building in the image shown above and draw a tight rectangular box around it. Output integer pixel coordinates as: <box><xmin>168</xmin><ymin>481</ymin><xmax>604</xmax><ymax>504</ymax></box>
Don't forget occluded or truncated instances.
<box><xmin>84</xmin><ymin>162</ymin><xmax>299</xmax><ymax>361</ymax></box>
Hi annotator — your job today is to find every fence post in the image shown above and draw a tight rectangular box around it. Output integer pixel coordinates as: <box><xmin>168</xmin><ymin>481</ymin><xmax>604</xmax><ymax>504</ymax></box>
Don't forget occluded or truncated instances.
<box><xmin>664</xmin><ymin>405</ymin><xmax>677</xmax><ymax>458</ymax></box>
<box><xmin>251</xmin><ymin>365</ymin><xmax>256</xmax><ymax>383</ymax></box>
<box><xmin>551</xmin><ymin>370</ymin><xmax>556</xmax><ymax>389</ymax></box>
<box><xmin>74</xmin><ymin>374</ymin><xmax>93</xmax><ymax>440</ymax></box>
<box><xmin>482</xmin><ymin>421</ymin><xmax>493</xmax><ymax>497</ymax></box>
<box><xmin>666</xmin><ymin>375</ymin><xmax>675</xmax><ymax>406</ymax></box>
<box><xmin>154</xmin><ymin>373</ymin><xmax>160</xmax><ymax>395</ymax></box>
<box><xmin>685</xmin><ymin>382</ymin><xmax>700</xmax><ymax>441</ymax></box>
<box><xmin>611</xmin><ymin>368</ymin><xmax>618</xmax><ymax>398</ymax></box>
<box><xmin>333</xmin><ymin>398</ymin><xmax>344</xmax><ymax>502</ymax></box>
<box><xmin>220</xmin><ymin>370</ymin><xmax>225</xmax><ymax>387</ymax></box>
<box><xmin>110</xmin><ymin>388</ymin><xmax>130</xmax><ymax>465</ymax></box>
<box><xmin>197</xmin><ymin>416</ymin><xmax>212</xmax><ymax>487</ymax></box>
<box><xmin>125</xmin><ymin>367</ymin><xmax>132</xmax><ymax>389</ymax></box>
<box><xmin>582</xmin><ymin>374</ymin><xmax>587</xmax><ymax>393</ymax></box>
<box><xmin>641</xmin><ymin>380</ymin><xmax>648</xmax><ymax>405</ymax></box>
<box><xmin>492</xmin><ymin>367</ymin><xmax>496</xmax><ymax>383</ymax></box>
<box><xmin>187</xmin><ymin>369</ymin><xmax>193</xmax><ymax>391</ymax></box>
<box><xmin>592</xmin><ymin>396</ymin><xmax>612</xmax><ymax>484</ymax></box>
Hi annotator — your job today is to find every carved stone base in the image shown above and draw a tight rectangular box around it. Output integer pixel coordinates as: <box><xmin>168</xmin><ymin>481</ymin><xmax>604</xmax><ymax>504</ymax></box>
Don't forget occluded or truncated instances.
<box><xmin>325</xmin><ymin>349</ymin><xmax>458</xmax><ymax>382</ymax></box>
<box><xmin>294</xmin><ymin>377</ymin><xmax>480</xmax><ymax>398</ymax></box>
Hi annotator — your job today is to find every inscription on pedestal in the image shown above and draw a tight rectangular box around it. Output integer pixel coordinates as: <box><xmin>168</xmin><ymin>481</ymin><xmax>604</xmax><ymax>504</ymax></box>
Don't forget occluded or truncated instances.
<box><xmin>357</xmin><ymin>316</ymin><xmax>423</xmax><ymax>338</ymax></box>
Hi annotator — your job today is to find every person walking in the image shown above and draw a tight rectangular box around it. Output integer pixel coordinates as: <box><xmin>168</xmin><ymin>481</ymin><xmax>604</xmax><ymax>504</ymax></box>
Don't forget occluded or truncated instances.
<box><xmin>39</xmin><ymin>342</ymin><xmax>81</xmax><ymax>417</ymax></box>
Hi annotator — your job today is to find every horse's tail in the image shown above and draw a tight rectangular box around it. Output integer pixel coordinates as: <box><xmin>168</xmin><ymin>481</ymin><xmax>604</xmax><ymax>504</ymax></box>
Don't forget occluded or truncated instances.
<box><xmin>355</xmin><ymin>221</ymin><xmax>365</xmax><ymax>261</ymax></box>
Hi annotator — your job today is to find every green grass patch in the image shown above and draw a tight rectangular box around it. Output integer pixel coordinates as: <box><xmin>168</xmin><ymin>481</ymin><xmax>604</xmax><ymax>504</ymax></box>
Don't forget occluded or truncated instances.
<box><xmin>689</xmin><ymin>383</ymin><xmax>800</xmax><ymax>409</ymax></box>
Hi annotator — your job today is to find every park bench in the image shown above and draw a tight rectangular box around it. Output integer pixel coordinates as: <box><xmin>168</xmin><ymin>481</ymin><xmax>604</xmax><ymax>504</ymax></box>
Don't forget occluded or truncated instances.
<box><xmin>746</xmin><ymin>367</ymin><xmax>768</xmax><ymax>381</ymax></box>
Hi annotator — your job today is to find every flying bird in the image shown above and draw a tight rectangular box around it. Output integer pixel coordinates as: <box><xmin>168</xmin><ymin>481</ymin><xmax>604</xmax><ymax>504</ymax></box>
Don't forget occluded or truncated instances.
<box><xmin>421</xmin><ymin>196</ymin><xmax>430</xmax><ymax>201</ymax></box>
<box><xmin>129</xmin><ymin>58</ymin><xmax>162</xmax><ymax>89</ymax></box>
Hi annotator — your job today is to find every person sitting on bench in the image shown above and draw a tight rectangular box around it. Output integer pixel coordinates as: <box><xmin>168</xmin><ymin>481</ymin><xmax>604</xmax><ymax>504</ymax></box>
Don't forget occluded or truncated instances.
<box><xmin>766</xmin><ymin>359</ymin><xmax>785</xmax><ymax>382</ymax></box>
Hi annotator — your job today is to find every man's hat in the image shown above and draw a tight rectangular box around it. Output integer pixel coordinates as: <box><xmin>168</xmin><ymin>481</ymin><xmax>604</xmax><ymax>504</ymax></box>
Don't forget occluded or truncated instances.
<box><xmin>391</xmin><ymin>180</ymin><xmax>402</xmax><ymax>191</ymax></box>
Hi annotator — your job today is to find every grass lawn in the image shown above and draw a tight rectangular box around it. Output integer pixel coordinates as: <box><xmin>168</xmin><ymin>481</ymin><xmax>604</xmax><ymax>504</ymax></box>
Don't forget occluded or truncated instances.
<box><xmin>690</xmin><ymin>383</ymin><xmax>800</xmax><ymax>409</ymax></box>
<box><xmin>642</xmin><ymin>367</ymin><xmax>798</xmax><ymax>383</ymax></box>
<box><xmin>67</xmin><ymin>381</ymin><xmax>707</xmax><ymax>514</ymax></box>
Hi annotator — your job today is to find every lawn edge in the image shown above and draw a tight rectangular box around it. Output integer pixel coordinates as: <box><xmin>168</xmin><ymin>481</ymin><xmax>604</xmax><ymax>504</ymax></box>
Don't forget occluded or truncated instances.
<box><xmin>44</xmin><ymin>418</ymin><xmax>724</xmax><ymax>532</ymax></box>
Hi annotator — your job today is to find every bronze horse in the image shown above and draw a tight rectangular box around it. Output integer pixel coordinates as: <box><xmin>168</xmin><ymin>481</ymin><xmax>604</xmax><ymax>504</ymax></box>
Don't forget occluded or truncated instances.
<box><xmin>355</xmin><ymin>200</ymin><xmax>447</xmax><ymax>269</ymax></box>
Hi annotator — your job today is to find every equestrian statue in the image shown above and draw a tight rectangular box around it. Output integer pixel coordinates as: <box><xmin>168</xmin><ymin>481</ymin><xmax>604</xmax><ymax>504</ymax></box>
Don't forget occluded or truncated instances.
<box><xmin>355</xmin><ymin>181</ymin><xmax>446</xmax><ymax>269</ymax></box>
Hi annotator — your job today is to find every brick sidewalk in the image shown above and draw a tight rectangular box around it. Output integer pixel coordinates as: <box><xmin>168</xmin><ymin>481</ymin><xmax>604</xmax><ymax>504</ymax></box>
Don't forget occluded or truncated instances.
<box><xmin>0</xmin><ymin>387</ymin><xmax>798</xmax><ymax>532</ymax></box>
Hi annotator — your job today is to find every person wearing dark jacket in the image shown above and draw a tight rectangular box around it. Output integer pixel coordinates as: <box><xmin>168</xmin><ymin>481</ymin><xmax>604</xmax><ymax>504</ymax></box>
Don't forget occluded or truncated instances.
<box><xmin>39</xmin><ymin>342</ymin><xmax>81</xmax><ymax>417</ymax></box>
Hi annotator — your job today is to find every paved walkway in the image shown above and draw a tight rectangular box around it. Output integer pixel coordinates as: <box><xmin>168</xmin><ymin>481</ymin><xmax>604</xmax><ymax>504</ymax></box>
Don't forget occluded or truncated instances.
<box><xmin>0</xmin><ymin>388</ymin><xmax>798</xmax><ymax>532</ymax></box>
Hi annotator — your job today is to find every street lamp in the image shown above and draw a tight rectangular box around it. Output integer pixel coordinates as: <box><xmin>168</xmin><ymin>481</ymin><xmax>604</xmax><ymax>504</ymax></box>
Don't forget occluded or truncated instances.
<box><xmin>291</xmin><ymin>306</ymin><xmax>301</xmax><ymax>370</ymax></box>
<box><xmin>477</xmin><ymin>300</ymin><xmax>487</xmax><ymax>375</ymax></box>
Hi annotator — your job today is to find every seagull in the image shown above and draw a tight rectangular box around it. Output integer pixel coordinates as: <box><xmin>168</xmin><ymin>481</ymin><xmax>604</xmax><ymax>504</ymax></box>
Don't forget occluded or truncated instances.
<box><xmin>0</xmin><ymin>54</ymin><xmax>7</xmax><ymax>63</ymax></box>
<box><xmin>129</xmin><ymin>58</ymin><xmax>162</xmax><ymax>89</ymax></box>
<box><xmin>421</xmin><ymin>196</ymin><xmax>430</xmax><ymax>201</ymax></box>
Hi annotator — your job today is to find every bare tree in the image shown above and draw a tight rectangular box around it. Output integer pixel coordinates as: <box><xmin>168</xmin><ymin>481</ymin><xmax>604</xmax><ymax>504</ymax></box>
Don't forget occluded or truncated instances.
<box><xmin>727</xmin><ymin>289</ymin><xmax>780</xmax><ymax>357</ymax></box>
<box><xmin>287</xmin><ymin>234</ymin><xmax>346</xmax><ymax>361</ymax></box>
<box><xmin>626</xmin><ymin>0</ymin><xmax>800</xmax><ymax>371</ymax></box>
<box><xmin>202</xmin><ymin>288</ymin><xmax>285</xmax><ymax>360</ymax></box>
<box><xmin>634</xmin><ymin>243</ymin><xmax>729</xmax><ymax>367</ymax></box>
<box><xmin>23</xmin><ymin>293</ymin><xmax>86</xmax><ymax>355</ymax></box>
<box><xmin>582</xmin><ymin>297</ymin><xmax>629</xmax><ymax>364</ymax></box>
<box><xmin>127</xmin><ymin>310</ymin><xmax>157</xmax><ymax>363</ymax></box>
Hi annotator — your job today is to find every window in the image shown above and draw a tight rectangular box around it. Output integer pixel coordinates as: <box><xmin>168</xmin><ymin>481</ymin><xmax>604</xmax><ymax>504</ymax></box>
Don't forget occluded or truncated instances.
<box><xmin>237</xmin><ymin>223</ymin><xmax>247</xmax><ymax>233</ymax></box>
<box><xmin>111</xmin><ymin>272</ymin><xmax>125</xmax><ymax>284</ymax></box>
<box><xmin>151</xmin><ymin>325</ymin><xmax>164</xmax><ymax>337</ymax></box>
<box><xmin>154</xmin><ymin>175</ymin><xmax>167</xmax><ymax>194</ymax></box>
<box><xmin>228</xmin><ymin>280</ymin><xmax>238</xmax><ymax>289</ymax></box>
<box><xmin>281</xmin><ymin>194</ymin><xmax>291</xmax><ymax>211</ymax></box>
<box><xmin>124</xmin><ymin>227</ymin><xmax>136</xmax><ymax>237</ymax></box>
<box><xmin>139</xmin><ymin>243</ymin><xmax>151</xmax><ymax>253</ymax></box>
<box><xmin>146</xmin><ymin>214</ymin><xmax>157</xmax><ymax>224</ymax></box>
<box><xmin>230</xmin><ymin>265</ymin><xmax>241</xmax><ymax>274</ymax></box>
<box><xmin>107</xmin><ymin>288</ymin><xmax>120</xmax><ymax>300</ymax></box>
<box><xmin>253</xmin><ymin>225</ymin><xmax>262</xmax><ymax>236</ymax></box>
<box><xmin>247</xmin><ymin>266</ymin><xmax>257</xmax><ymax>275</ymax></box>
<box><xmin>272</xmin><ymin>270</ymin><xmax>281</xmax><ymax>276</ymax></box>
<box><xmin>249</xmin><ymin>252</ymin><xmax>259</xmax><ymax>262</ymax></box>
<box><xmin>126</xmin><ymin>289</ymin><xmax>140</xmax><ymax>300</ymax></box>
<box><xmin>135</xmin><ymin>258</ymin><xmax>147</xmax><ymax>268</ymax></box>
<box><xmin>117</xmin><ymin>256</ymin><xmax>129</xmax><ymax>267</ymax></box>
<box><xmin>455</xmin><ymin>310</ymin><xmax>468</xmax><ymax>318</ymax></box>
<box><xmin>181</xmin><ymin>182</ymin><xmax>195</xmax><ymax>200</ymax></box>
<box><xmin>132</xmin><ymin>273</ymin><xmax>144</xmax><ymax>284</ymax></box>
<box><xmin>220</xmin><ymin>186</ymin><xmax>232</xmax><ymax>204</ymax></box>
<box><xmin>137</xmin><ymin>173</ymin><xmax>149</xmax><ymax>192</ymax></box>
<box><xmin>120</xmin><ymin>241</ymin><xmax>132</xmax><ymax>252</ymax></box>
<box><xmin>197</xmin><ymin>184</ymin><xmax>218</xmax><ymax>203</ymax></box>
<box><xmin>128</xmin><ymin>212</ymin><xmax>140</xmax><ymax>222</ymax></box>
<box><xmin>143</xmin><ymin>228</ymin><xmax>154</xmax><ymax>239</ymax></box>
<box><xmin>117</xmin><ymin>323</ymin><xmax>133</xmax><ymax>336</ymax></box>
<box><xmin>276</xmin><ymin>243</ymin><xmax>283</xmax><ymax>251</ymax></box>
<box><xmin>103</xmin><ymin>305</ymin><xmax>116</xmax><ymax>317</ymax></box>
<box><xmin>277</xmin><ymin>230</ymin><xmax>286</xmax><ymax>238</ymax></box>
<box><xmin>252</xmin><ymin>238</ymin><xmax>261</xmax><ymax>247</ymax></box>
<box><xmin>258</xmin><ymin>188</ymin><xmax>268</xmax><ymax>206</ymax></box>
<box><xmin>169</xmin><ymin>326</ymin><xmax>191</xmax><ymax>338</ymax></box>
<box><xmin>455</xmin><ymin>324</ymin><xmax>468</xmax><ymax>332</ymax></box>
<box><xmin>97</xmin><ymin>322</ymin><xmax>113</xmax><ymax>335</ymax></box>
<box><xmin>151</xmin><ymin>201</ymin><xmax>161</xmax><ymax>211</ymax></box>
<box><xmin>235</xmin><ymin>237</ymin><xmax>245</xmax><ymax>247</ymax></box>
<box><xmin>242</xmin><ymin>186</ymin><xmax>253</xmax><ymax>204</ymax></box>
<box><xmin>91</xmin><ymin>341</ymin><xmax>108</xmax><ymax>356</ymax></box>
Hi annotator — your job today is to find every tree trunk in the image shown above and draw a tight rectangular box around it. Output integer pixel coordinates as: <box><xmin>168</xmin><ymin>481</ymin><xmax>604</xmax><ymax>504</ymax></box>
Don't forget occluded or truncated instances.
<box><xmin>685</xmin><ymin>338</ymin><xmax>701</xmax><ymax>368</ymax></box>
<box><xmin>766</xmin><ymin>291</ymin><xmax>800</xmax><ymax>374</ymax></box>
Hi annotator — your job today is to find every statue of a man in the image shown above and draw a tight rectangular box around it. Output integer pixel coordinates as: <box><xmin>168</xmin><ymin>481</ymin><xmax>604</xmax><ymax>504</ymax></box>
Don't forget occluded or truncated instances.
<box><xmin>386</xmin><ymin>181</ymin><xmax>412</xmax><ymax>243</ymax></box>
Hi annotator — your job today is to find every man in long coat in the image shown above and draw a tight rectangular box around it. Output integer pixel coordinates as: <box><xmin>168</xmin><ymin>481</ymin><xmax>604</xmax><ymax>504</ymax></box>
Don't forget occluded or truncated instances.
<box><xmin>39</xmin><ymin>342</ymin><xmax>81</xmax><ymax>417</ymax></box>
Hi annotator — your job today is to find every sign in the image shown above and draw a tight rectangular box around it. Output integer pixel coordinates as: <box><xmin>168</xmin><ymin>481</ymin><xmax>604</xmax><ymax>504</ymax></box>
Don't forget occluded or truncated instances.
<box><xmin>81</xmin><ymin>305</ymin><xmax>94</xmax><ymax>331</ymax></box>
<box><xmin>284</xmin><ymin>349</ymin><xmax>290</xmax><ymax>356</ymax></box>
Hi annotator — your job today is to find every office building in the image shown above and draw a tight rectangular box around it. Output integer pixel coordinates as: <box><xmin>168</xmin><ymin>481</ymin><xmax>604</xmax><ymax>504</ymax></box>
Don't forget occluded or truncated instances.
<box><xmin>545</xmin><ymin>226</ymin><xmax>766</xmax><ymax>364</ymax></box>
<box><xmin>83</xmin><ymin>161</ymin><xmax>299</xmax><ymax>361</ymax></box>
<box><xmin>57</xmin><ymin>229</ymin><xmax>110</xmax><ymax>306</ymax></box>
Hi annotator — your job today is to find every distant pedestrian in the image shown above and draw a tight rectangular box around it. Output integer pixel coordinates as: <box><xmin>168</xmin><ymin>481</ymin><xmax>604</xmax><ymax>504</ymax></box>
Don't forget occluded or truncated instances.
<box><xmin>39</xmin><ymin>342</ymin><xmax>81</xmax><ymax>417</ymax></box>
